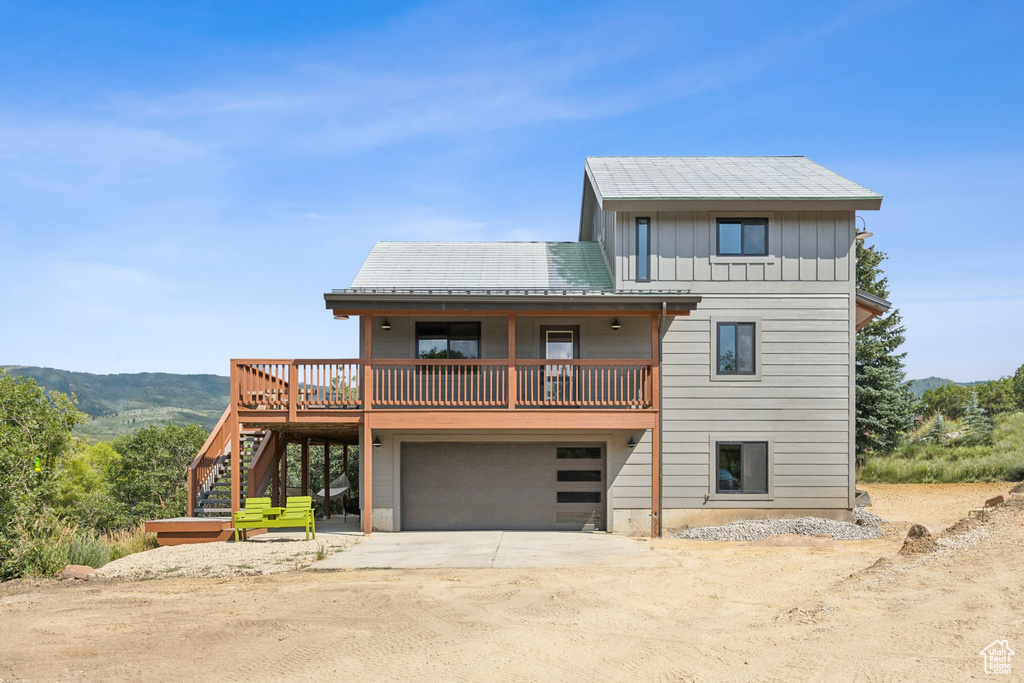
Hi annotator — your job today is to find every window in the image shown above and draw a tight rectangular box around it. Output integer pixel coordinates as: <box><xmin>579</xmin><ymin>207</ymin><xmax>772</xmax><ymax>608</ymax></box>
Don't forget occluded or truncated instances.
<box><xmin>556</xmin><ymin>447</ymin><xmax>601</xmax><ymax>459</ymax></box>
<box><xmin>717</xmin><ymin>322</ymin><xmax>756</xmax><ymax>375</ymax></box>
<box><xmin>716</xmin><ymin>442</ymin><xmax>768</xmax><ymax>494</ymax></box>
<box><xmin>717</xmin><ymin>218</ymin><xmax>767</xmax><ymax>256</ymax></box>
<box><xmin>557</xmin><ymin>470</ymin><xmax>602</xmax><ymax>482</ymax></box>
<box><xmin>557</xmin><ymin>491</ymin><xmax>602</xmax><ymax>504</ymax></box>
<box><xmin>416</xmin><ymin>322</ymin><xmax>481</xmax><ymax>359</ymax></box>
<box><xmin>636</xmin><ymin>217</ymin><xmax>651</xmax><ymax>281</ymax></box>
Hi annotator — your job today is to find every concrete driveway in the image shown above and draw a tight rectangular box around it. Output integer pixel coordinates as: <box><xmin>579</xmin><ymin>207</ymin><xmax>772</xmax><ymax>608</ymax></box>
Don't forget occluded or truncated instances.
<box><xmin>308</xmin><ymin>531</ymin><xmax>675</xmax><ymax>569</ymax></box>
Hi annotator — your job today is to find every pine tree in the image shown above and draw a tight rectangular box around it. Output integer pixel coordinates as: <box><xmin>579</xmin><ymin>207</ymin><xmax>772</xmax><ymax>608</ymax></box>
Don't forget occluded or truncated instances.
<box><xmin>856</xmin><ymin>241</ymin><xmax>915</xmax><ymax>455</ymax></box>
<box><xmin>926</xmin><ymin>413</ymin><xmax>947</xmax><ymax>444</ymax></box>
<box><xmin>962</xmin><ymin>393</ymin><xmax>993</xmax><ymax>446</ymax></box>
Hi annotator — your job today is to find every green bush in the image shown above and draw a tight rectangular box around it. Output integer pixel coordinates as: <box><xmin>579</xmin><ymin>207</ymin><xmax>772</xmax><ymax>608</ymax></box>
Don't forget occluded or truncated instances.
<box><xmin>65</xmin><ymin>531</ymin><xmax>111</xmax><ymax>568</ymax></box>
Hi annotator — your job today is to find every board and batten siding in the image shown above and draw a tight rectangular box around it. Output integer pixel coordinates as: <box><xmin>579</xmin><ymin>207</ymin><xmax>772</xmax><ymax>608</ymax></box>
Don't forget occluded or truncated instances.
<box><xmin>612</xmin><ymin>210</ymin><xmax>854</xmax><ymax>288</ymax></box>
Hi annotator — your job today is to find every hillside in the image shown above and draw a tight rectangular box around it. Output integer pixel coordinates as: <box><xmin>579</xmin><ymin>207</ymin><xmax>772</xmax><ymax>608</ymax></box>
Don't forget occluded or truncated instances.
<box><xmin>2</xmin><ymin>366</ymin><xmax>228</xmax><ymax>441</ymax></box>
<box><xmin>906</xmin><ymin>376</ymin><xmax>986</xmax><ymax>397</ymax></box>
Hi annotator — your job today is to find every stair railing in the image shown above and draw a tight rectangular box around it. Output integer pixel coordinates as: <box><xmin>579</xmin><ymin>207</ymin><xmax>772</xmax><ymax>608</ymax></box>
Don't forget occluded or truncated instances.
<box><xmin>246</xmin><ymin>430</ymin><xmax>280</xmax><ymax>499</ymax></box>
<box><xmin>186</xmin><ymin>405</ymin><xmax>233</xmax><ymax>517</ymax></box>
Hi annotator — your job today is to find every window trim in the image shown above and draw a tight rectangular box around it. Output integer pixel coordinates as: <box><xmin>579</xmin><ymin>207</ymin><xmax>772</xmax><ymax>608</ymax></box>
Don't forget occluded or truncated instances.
<box><xmin>706</xmin><ymin>434</ymin><xmax>774</xmax><ymax>502</ymax></box>
<box><xmin>635</xmin><ymin>217</ymin><xmax>651</xmax><ymax>282</ymax></box>
<box><xmin>415</xmin><ymin>321</ymin><xmax>482</xmax><ymax>360</ymax></box>
<box><xmin>716</xmin><ymin>217</ymin><xmax>769</xmax><ymax>257</ymax></box>
<box><xmin>710</xmin><ymin>316</ymin><xmax>762</xmax><ymax>382</ymax></box>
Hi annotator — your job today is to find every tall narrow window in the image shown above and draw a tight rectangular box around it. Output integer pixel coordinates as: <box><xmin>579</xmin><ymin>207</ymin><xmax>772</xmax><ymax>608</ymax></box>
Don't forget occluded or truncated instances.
<box><xmin>636</xmin><ymin>217</ymin><xmax>651</xmax><ymax>282</ymax></box>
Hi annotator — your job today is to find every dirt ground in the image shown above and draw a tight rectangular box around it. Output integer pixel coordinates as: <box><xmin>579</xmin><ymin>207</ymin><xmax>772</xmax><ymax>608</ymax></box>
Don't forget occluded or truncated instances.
<box><xmin>1</xmin><ymin>483</ymin><xmax>1021</xmax><ymax>682</ymax></box>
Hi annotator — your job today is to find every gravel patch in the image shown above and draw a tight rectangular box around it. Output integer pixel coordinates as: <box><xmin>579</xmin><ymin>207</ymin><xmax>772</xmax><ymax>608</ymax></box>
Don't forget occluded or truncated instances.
<box><xmin>673</xmin><ymin>508</ymin><xmax>885</xmax><ymax>542</ymax></box>
<box><xmin>96</xmin><ymin>534</ymin><xmax>361</xmax><ymax>580</ymax></box>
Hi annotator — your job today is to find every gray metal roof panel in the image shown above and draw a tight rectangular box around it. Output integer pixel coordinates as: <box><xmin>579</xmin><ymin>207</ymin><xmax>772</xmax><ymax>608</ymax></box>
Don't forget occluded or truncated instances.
<box><xmin>586</xmin><ymin>156</ymin><xmax>882</xmax><ymax>202</ymax></box>
<box><xmin>350</xmin><ymin>241</ymin><xmax>613</xmax><ymax>290</ymax></box>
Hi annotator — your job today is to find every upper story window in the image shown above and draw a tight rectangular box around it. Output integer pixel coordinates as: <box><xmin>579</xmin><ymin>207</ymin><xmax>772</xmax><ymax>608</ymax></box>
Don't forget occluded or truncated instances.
<box><xmin>717</xmin><ymin>218</ymin><xmax>768</xmax><ymax>256</ymax></box>
<box><xmin>416</xmin><ymin>322</ymin><xmax>481</xmax><ymax>359</ymax></box>
<box><xmin>636</xmin><ymin>217</ymin><xmax>651</xmax><ymax>282</ymax></box>
<box><xmin>717</xmin><ymin>322</ymin><xmax>756</xmax><ymax>375</ymax></box>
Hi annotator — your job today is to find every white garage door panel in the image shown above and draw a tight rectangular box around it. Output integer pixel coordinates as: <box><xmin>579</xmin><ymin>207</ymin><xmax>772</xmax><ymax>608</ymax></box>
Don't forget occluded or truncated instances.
<box><xmin>401</xmin><ymin>442</ymin><xmax>604</xmax><ymax>531</ymax></box>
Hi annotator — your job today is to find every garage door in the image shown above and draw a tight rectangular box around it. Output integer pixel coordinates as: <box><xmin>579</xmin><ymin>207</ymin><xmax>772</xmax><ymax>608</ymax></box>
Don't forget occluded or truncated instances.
<box><xmin>401</xmin><ymin>442</ymin><xmax>604</xmax><ymax>531</ymax></box>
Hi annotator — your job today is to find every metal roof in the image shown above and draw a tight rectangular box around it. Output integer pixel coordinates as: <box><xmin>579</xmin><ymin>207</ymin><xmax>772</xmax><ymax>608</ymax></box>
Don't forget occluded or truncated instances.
<box><xmin>855</xmin><ymin>289</ymin><xmax>891</xmax><ymax>313</ymax></box>
<box><xmin>584</xmin><ymin>156</ymin><xmax>882</xmax><ymax>211</ymax></box>
<box><xmin>350</xmin><ymin>241</ymin><xmax>613</xmax><ymax>291</ymax></box>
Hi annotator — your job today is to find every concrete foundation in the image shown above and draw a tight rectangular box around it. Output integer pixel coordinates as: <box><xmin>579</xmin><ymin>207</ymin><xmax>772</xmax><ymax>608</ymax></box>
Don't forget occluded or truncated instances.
<box><xmin>372</xmin><ymin>507</ymin><xmax>394</xmax><ymax>532</ymax></box>
<box><xmin>662</xmin><ymin>507</ymin><xmax>854</xmax><ymax>534</ymax></box>
<box><xmin>612</xmin><ymin>509</ymin><xmax>651</xmax><ymax>537</ymax></box>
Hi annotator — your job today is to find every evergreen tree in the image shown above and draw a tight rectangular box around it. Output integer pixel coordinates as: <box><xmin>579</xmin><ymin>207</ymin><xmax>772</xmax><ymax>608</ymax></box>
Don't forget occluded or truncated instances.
<box><xmin>925</xmin><ymin>413</ymin><xmax>947</xmax><ymax>444</ymax></box>
<box><xmin>962</xmin><ymin>393</ymin><xmax>993</xmax><ymax>446</ymax></box>
<box><xmin>856</xmin><ymin>241</ymin><xmax>915</xmax><ymax>455</ymax></box>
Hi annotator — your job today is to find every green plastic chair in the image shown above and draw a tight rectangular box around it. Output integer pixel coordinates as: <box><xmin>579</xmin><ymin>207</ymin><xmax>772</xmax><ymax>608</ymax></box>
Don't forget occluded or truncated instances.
<box><xmin>232</xmin><ymin>497</ymin><xmax>272</xmax><ymax>541</ymax></box>
<box><xmin>276</xmin><ymin>496</ymin><xmax>316</xmax><ymax>541</ymax></box>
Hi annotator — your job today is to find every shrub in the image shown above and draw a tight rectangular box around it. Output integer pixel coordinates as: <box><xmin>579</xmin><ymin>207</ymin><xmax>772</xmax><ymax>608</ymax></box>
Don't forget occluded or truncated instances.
<box><xmin>102</xmin><ymin>523</ymin><xmax>158</xmax><ymax>561</ymax></box>
<box><xmin>65</xmin><ymin>531</ymin><xmax>111</xmax><ymax>568</ymax></box>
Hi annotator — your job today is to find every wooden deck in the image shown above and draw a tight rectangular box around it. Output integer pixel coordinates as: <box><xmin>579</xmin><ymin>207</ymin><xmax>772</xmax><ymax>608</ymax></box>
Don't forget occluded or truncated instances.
<box><xmin>145</xmin><ymin>518</ymin><xmax>265</xmax><ymax>546</ymax></box>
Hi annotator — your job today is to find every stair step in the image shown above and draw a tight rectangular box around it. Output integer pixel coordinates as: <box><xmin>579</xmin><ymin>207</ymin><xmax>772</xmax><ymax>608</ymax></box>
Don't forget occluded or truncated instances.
<box><xmin>203</xmin><ymin>498</ymin><xmax>231</xmax><ymax>505</ymax></box>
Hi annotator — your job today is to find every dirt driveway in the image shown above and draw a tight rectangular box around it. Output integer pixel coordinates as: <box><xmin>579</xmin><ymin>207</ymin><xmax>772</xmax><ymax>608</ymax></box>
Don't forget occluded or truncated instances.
<box><xmin>1</xmin><ymin>483</ymin><xmax>1021</xmax><ymax>682</ymax></box>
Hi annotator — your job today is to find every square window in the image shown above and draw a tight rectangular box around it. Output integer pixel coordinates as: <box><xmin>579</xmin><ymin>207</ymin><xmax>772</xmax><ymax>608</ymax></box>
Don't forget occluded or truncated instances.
<box><xmin>716</xmin><ymin>442</ymin><xmax>768</xmax><ymax>494</ymax></box>
<box><xmin>717</xmin><ymin>322</ymin><xmax>756</xmax><ymax>375</ymax></box>
<box><xmin>717</xmin><ymin>218</ymin><xmax>768</xmax><ymax>256</ymax></box>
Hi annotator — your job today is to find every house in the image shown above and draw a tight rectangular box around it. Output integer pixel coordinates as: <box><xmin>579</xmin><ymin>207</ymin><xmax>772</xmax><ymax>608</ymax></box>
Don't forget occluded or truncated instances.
<box><xmin>172</xmin><ymin>156</ymin><xmax>890</xmax><ymax>543</ymax></box>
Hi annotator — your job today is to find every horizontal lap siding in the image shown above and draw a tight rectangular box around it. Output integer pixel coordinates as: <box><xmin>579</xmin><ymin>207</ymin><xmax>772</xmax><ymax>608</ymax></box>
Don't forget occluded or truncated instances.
<box><xmin>661</xmin><ymin>293</ymin><xmax>852</xmax><ymax>509</ymax></box>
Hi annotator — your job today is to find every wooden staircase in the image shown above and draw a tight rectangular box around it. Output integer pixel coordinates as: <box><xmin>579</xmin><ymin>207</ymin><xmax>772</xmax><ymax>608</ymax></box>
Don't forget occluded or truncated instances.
<box><xmin>193</xmin><ymin>430</ymin><xmax>266</xmax><ymax>518</ymax></box>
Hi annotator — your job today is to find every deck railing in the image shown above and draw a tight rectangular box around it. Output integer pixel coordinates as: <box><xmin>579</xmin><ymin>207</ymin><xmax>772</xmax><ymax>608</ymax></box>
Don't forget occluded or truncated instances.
<box><xmin>515</xmin><ymin>360</ymin><xmax>651</xmax><ymax>408</ymax></box>
<box><xmin>372</xmin><ymin>359</ymin><xmax>508</xmax><ymax>407</ymax></box>
<box><xmin>233</xmin><ymin>358</ymin><xmax>653</xmax><ymax>412</ymax></box>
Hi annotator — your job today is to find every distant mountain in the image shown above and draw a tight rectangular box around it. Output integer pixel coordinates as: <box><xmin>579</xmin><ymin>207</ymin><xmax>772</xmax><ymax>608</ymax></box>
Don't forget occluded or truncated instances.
<box><xmin>906</xmin><ymin>376</ymin><xmax>987</xmax><ymax>397</ymax></box>
<box><xmin>2</xmin><ymin>366</ymin><xmax>229</xmax><ymax>441</ymax></box>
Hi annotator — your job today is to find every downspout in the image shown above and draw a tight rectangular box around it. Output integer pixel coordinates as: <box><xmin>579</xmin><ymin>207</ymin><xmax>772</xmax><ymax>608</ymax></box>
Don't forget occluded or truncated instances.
<box><xmin>656</xmin><ymin>301</ymin><xmax>667</xmax><ymax>536</ymax></box>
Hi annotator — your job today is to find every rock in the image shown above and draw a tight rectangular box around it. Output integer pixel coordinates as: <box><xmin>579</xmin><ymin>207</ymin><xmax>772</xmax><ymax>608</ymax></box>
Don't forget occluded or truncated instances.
<box><xmin>59</xmin><ymin>565</ymin><xmax>95</xmax><ymax>581</ymax></box>
<box><xmin>985</xmin><ymin>495</ymin><xmax>1005</xmax><ymax>508</ymax></box>
<box><xmin>905</xmin><ymin>524</ymin><xmax>932</xmax><ymax>542</ymax></box>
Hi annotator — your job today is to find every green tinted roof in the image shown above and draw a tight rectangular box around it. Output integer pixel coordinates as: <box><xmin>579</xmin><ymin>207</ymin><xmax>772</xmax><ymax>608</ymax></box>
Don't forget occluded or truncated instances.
<box><xmin>350</xmin><ymin>241</ymin><xmax>613</xmax><ymax>291</ymax></box>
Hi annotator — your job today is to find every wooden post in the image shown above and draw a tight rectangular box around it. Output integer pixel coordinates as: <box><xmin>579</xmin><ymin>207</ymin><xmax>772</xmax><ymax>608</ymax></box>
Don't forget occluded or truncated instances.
<box><xmin>650</xmin><ymin>314</ymin><xmax>662</xmax><ymax>538</ymax></box>
<box><xmin>229</xmin><ymin>362</ymin><xmax>242</xmax><ymax>513</ymax></box>
<box><xmin>323</xmin><ymin>443</ymin><xmax>331</xmax><ymax>520</ymax></box>
<box><xmin>187</xmin><ymin>467</ymin><xmax>195</xmax><ymax>517</ymax></box>
<box><xmin>508</xmin><ymin>314</ymin><xmax>516</xmax><ymax>409</ymax></box>
<box><xmin>271</xmin><ymin>442</ymin><xmax>281</xmax><ymax>507</ymax></box>
<box><xmin>362</xmin><ymin>421</ymin><xmax>373</xmax><ymax>535</ymax></box>
<box><xmin>288</xmin><ymin>360</ymin><xmax>298</xmax><ymax>422</ymax></box>
<box><xmin>343</xmin><ymin>444</ymin><xmax>350</xmax><ymax>520</ymax></box>
<box><xmin>279</xmin><ymin>438</ymin><xmax>288</xmax><ymax>503</ymax></box>
<box><xmin>301</xmin><ymin>438</ymin><xmax>309</xmax><ymax>496</ymax></box>
<box><xmin>363</xmin><ymin>316</ymin><xmax>374</xmax><ymax>411</ymax></box>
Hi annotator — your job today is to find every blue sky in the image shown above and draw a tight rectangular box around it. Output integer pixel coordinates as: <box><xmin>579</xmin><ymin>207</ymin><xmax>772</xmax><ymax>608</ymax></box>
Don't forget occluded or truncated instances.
<box><xmin>1</xmin><ymin>0</ymin><xmax>1021</xmax><ymax>381</ymax></box>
